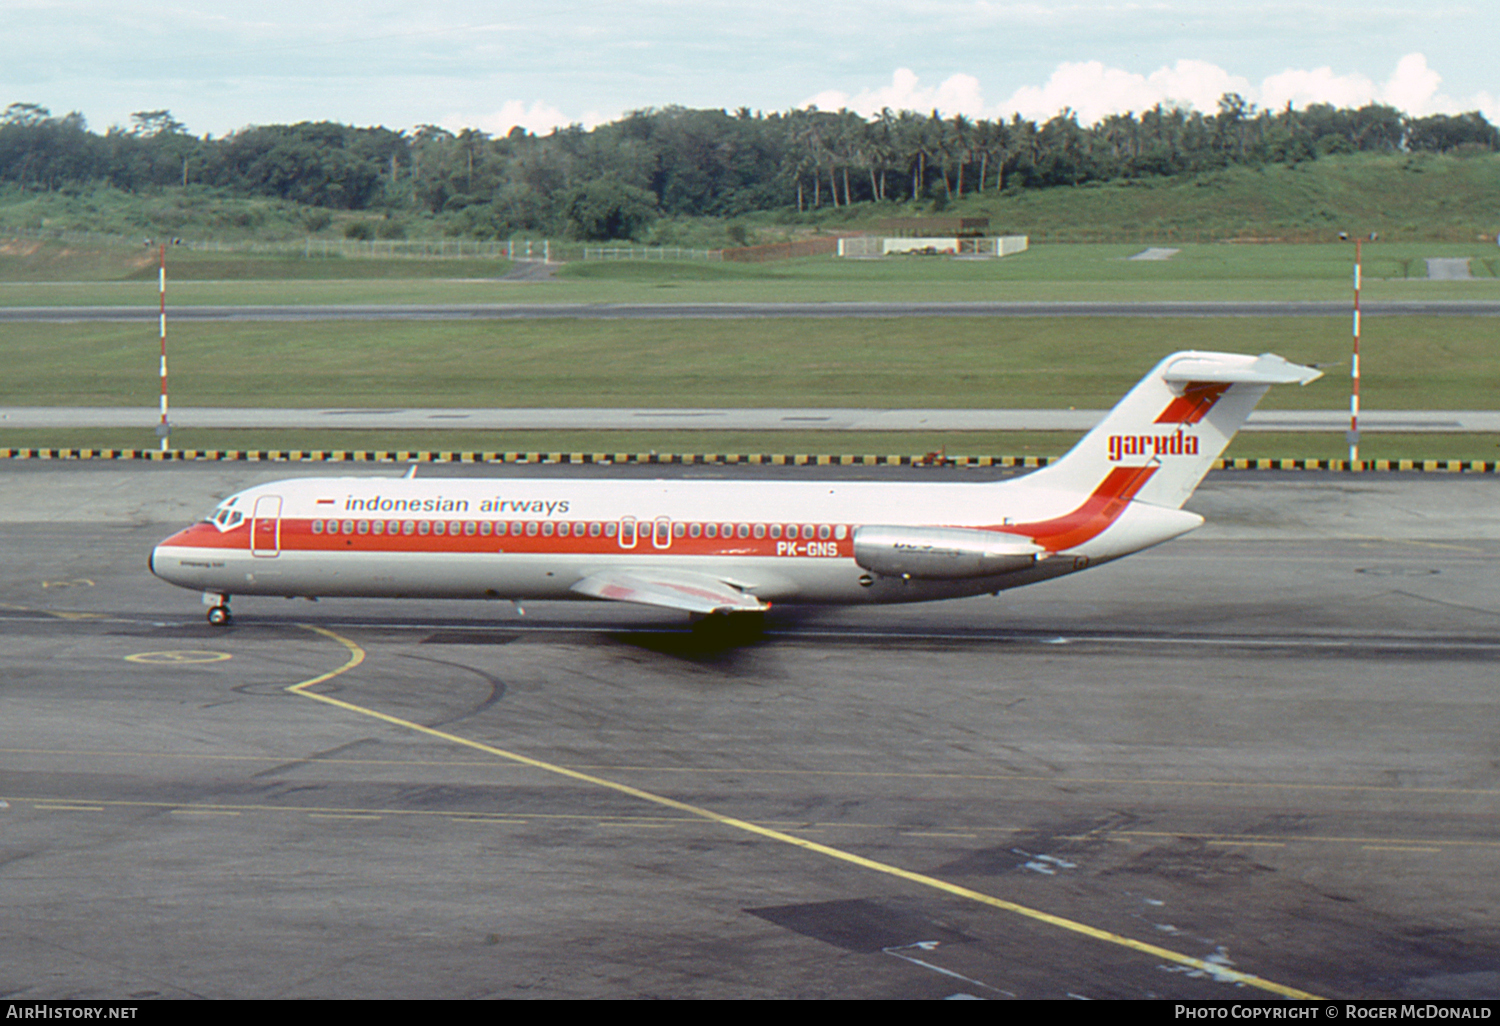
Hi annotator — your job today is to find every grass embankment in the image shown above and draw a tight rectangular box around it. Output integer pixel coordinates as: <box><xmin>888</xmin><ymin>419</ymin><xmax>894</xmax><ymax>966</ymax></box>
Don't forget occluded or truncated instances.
<box><xmin>791</xmin><ymin>151</ymin><xmax>1500</xmax><ymax>244</ymax></box>
<box><xmin>3</xmin><ymin>316</ymin><xmax>1494</xmax><ymax>461</ymax></box>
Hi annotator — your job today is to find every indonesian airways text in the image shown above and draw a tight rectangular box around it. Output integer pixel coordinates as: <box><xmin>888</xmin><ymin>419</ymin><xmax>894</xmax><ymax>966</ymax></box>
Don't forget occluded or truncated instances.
<box><xmin>344</xmin><ymin>495</ymin><xmax>570</xmax><ymax>516</ymax></box>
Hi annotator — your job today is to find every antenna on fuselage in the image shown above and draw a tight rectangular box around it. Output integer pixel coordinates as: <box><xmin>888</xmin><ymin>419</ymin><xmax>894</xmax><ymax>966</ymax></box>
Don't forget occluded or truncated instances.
<box><xmin>404</xmin><ymin>464</ymin><xmax>418</xmax><ymax>480</ymax></box>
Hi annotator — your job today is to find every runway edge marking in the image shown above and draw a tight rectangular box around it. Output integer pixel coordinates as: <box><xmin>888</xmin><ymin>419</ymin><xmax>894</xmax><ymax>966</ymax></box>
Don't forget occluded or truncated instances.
<box><xmin>288</xmin><ymin>624</ymin><xmax>1323</xmax><ymax>1001</ymax></box>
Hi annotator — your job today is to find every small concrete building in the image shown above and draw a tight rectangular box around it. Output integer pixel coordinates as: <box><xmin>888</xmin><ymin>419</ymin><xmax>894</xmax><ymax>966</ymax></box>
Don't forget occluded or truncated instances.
<box><xmin>838</xmin><ymin>218</ymin><xmax>1028</xmax><ymax>258</ymax></box>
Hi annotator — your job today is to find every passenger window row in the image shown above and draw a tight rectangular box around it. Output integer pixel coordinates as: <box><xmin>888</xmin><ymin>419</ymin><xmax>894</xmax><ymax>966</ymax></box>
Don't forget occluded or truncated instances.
<box><xmin>311</xmin><ymin>518</ymin><xmax>488</xmax><ymax>537</ymax></box>
<box><xmin>306</xmin><ymin>520</ymin><xmax>849</xmax><ymax>541</ymax></box>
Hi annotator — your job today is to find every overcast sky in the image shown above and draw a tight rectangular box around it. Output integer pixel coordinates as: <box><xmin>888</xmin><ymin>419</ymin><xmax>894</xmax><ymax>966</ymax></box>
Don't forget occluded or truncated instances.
<box><xmin>4</xmin><ymin>1</ymin><xmax>1495</xmax><ymax>137</ymax></box>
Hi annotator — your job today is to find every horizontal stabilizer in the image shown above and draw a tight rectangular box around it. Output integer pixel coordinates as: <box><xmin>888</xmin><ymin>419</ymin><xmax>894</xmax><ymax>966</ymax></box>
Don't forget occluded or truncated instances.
<box><xmin>1161</xmin><ymin>352</ymin><xmax>1323</xmax><ymax>386</ymax></box>
<box><xmin>570</xmin><ymin>569</ymin><xmax>769</xmax><ymax>615</ymax></box>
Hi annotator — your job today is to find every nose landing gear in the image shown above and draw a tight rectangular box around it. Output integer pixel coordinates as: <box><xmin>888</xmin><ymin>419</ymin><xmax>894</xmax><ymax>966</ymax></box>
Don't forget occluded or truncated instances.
<box><xmin>203</xmin><ymin>592</ymin><xmax>232</xmax><ymax>626</ymax></box>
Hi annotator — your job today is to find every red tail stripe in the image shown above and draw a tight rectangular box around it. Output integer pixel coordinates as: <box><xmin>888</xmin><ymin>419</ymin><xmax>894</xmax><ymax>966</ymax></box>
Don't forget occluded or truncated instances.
<box><xmin>1155</xmin><ymin>381</ymin><xmax>1230</xmax><ymax>424</ymax></box>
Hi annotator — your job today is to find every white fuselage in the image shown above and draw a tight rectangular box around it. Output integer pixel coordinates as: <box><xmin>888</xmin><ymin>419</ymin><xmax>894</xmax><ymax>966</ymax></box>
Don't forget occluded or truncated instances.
<box><xmin>149</xmin><ymin>471</ymin><xmax>1203</xmax><ymax>608</ymax></box>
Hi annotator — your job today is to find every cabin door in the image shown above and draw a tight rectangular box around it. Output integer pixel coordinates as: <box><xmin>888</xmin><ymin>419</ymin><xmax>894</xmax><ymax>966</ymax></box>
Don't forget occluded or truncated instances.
<box><xmin>251</xmin><ymin>495</ymin><xmax>282</xmax><ymax>557</ymax></box>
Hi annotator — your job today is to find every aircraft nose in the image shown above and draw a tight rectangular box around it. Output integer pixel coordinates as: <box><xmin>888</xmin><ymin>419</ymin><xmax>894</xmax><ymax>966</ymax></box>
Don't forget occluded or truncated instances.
<box><xmin>148</xmin><ymin>531</ymin><xmax>185</xmax><ymax>581</ymax></box>
<box><xmin>149</xmin><ymin>527</ymin><xmax>207</xmax><ymax>587</ymax></box>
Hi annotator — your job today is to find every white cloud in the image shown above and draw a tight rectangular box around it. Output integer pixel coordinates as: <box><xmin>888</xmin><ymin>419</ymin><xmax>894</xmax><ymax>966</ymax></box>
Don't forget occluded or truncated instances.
<box><xmin>803</xmin><ymin>68</ymin><xmax>988</xmax><ymax>118</ymax></box>
<box><xmin>804</xmin><ymin>54</ymin><xmax>1500</xmax><ymax>127</ymax></box>
<box><xmin>1001</xmin><ymin>60</ymin><xmax>1253</xmax><ymax>123</ymax></box>
<box><xmin>445</xmin><ymin>100</ymin><xmax>578</xmax><ymax>137</ymax></box>
<box><xmin>1375</xmin><ymin>54</ymin><xmax>1439</xmax><ymax>114</ymax></box>
<box><xmin>1259</xmin><ymin>54</ymin><xmax>1499</xmax><ymax>123</ymax></box>
<box><xmin>1375</xmin><ymin>53</ymin><xmax>1497</xmax><ymax>123</ymax></box>
<box><xmin>1259</xmin><ymin>66</ymin><xmax>1378</xmax><ymax>112</ymax></box>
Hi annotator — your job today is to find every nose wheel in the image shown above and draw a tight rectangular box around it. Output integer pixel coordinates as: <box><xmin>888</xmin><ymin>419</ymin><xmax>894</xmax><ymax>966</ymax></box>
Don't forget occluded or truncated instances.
<box><xmin>203</xmin><ymin>592</ymin><xmax>232</xmax><ymax>626</ymax></box>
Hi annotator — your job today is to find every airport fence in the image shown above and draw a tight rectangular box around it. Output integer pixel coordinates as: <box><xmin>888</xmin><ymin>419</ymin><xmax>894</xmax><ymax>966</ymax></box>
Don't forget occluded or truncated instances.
<box><xmin>0</xmin><ymin>226</ymin><xmax>563</xmax><ymax>260</ymax></box>
<box><xmin>582</xmin><ymin>246</ymin><xmax>723</xmax><ymax>261</ymax></box>
<box><xmin>300</xmin><ymin>239</ymin><xmax>524</xmax><ymax>259</ymax></box>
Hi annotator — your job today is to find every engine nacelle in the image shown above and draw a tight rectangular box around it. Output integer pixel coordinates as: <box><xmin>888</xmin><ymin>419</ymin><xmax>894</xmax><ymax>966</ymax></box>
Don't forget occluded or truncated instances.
<box><xmin>853</xmin><ymin>525</ymin><xmax>1045</xmax><ymax>580</ymax></box>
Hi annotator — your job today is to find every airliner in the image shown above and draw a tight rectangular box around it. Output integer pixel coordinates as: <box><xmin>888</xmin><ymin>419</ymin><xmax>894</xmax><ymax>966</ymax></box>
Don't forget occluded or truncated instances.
<box><xmin>150</xmin><ymin>350</ymin><xmax>1320</xmax><ymax>626</ymax></box>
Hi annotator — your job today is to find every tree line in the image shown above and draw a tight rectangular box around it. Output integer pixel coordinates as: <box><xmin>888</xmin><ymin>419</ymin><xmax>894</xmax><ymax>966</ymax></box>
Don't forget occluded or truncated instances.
<box><xmin>2</xmin><ymin>98</ymin><xmax>1496</xmax><ymax>240</ymax></box>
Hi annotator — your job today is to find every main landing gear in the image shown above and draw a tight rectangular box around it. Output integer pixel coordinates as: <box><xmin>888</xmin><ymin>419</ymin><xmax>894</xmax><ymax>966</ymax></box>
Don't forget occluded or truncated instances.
<box><xmin>203</xmin><ymin>592</ymin><xmax>232</xmax><ymax>626</ymax></box>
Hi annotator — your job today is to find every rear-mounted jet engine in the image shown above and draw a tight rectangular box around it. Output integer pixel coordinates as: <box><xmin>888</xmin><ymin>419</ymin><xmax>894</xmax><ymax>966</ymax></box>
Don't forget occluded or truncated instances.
<box><xmin>853</xmin><ymin>525</ymin><xmax>1045</xmax><ymax>580</ymax></box>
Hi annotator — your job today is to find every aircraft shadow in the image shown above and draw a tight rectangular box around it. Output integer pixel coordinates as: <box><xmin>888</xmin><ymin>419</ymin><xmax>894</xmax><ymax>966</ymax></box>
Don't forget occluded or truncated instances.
<box><xmin>609</xmin><ymin>612</ymin><xmax>771</xmax><ymax>663</ymax></box>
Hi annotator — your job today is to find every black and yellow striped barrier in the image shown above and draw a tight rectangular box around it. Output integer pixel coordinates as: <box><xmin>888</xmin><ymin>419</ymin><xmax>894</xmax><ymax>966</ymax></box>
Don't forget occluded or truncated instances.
<box><xmin>1</xmin><ymin>448</ymin><xmax>1496</xmax><ymax>472</ymax></box>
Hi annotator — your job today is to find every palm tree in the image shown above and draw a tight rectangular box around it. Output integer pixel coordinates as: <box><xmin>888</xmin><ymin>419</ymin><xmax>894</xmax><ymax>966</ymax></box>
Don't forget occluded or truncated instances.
<box><xmin>947</xmin><ymin>114</ymin><xmax>973</xmax><ymax>198</ymax></box>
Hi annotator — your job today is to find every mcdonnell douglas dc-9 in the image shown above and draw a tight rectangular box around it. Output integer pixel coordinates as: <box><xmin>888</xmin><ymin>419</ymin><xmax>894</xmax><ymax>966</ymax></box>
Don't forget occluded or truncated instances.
<box><xmin>150</xmin><ymin>351</ymin><xmax>1320</xmax><ymax>626</ymax></box>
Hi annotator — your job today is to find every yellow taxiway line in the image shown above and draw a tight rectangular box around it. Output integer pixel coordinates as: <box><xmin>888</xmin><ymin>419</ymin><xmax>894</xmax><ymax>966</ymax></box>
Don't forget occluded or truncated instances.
<box><xmin>289</xmin><ymin>623</ymin><xmax>1323</xmax><ymax>1001</ymax></box>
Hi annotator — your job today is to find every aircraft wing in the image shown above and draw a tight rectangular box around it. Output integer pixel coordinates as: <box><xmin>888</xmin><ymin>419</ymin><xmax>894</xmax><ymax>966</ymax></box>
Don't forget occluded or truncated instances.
<box><xmin>569</xmin><ymin>569</ymin><xmax>770</xmax><ymax>615</ymax></box>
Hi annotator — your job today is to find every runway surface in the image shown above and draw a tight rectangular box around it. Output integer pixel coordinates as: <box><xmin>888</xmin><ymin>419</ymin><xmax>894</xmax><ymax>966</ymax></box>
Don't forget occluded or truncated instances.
<box><xmin>2</xmin><ymin>461</ymin><xmax>1498</xmax><ymax>999</ymax></box>
<box><xmin>6</xmin><ymin>405</ymin><xmax>1499</xmax><ymax>433</ymax></box>
<box><xmin>3</xmin><ymin>299</ymin><xmax>1500</xmax><ymax>321</ymax></box>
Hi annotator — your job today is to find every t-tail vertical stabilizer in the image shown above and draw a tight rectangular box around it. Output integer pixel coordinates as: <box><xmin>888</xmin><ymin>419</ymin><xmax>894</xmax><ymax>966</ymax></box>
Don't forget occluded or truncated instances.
<box><xmin>1027</xmin><ymin>351</ymin><xmax>1322</xmax><ymax>510</ymax></box>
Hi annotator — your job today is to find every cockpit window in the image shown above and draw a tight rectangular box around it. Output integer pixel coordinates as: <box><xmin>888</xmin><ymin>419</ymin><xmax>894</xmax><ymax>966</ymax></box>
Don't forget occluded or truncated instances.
<box><xmin>204</xmin><ymin>497</ymin><xmax>244</xmax><ymax>531</ymax></box>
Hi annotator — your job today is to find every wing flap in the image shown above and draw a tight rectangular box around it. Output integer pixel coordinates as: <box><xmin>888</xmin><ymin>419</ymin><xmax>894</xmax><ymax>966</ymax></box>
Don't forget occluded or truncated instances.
<box><xmin>570</xmin><ymin>569</ymin><xmax>769</xmax><ymax>615</ymax></box>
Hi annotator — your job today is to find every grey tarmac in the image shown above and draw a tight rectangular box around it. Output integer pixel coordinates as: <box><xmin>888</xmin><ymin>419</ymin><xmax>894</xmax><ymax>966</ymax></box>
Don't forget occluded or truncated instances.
<box><xmin>2</xmin><ymin>299</ymin><xmax>1500</xmax><ymax>322</ymax></box>
<box><xmin>1425</xmin><ymin>258</ymin><xmax>1474</xmax><ymax>281</ymax></box>
<box><xmin>1</xmin><ymin>460</ymin><xmax>1497</xmax><ymax>999</ymax></box>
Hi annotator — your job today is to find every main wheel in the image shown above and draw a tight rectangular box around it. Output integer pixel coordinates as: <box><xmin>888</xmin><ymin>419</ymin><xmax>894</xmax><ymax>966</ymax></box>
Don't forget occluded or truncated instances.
<box><xmin>206</xmin><ymin>606</ymin><xmax>232</xmax><ymax>626</ymax></box>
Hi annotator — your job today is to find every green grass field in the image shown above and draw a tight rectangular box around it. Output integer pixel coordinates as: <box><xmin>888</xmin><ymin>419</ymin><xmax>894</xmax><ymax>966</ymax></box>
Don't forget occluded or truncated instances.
<box><xmin>563</xmin><ymin>241</ymin><xmax>1500</xmax><ymax>284</ymax></box>
<box><xmin>2</xmin><ymin>313</ymin><xmax>1496</xmax><ymax>460</ymax></box>
<box><xmin>1</xmin><ymin>236</ymin><xmax>1495</xmax><ymax>460</ymax></box>
<box><xmin>1</xmin><ymin>241</ymin><xmax>1498</xmax><ymax>307</ymax></box>
<box><xmin>2</xmin><ymin>316</ymin><xmax>1494</xmax><ymax>410</ymax></box>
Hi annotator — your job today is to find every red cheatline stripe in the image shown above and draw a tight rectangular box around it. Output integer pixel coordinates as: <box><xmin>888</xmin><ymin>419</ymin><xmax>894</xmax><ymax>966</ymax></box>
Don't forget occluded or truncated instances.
<box><xmin>998</xmin><ymin>465</ymin><xmax>1158</xmax><ymax>552</ymax></box>
<box><xmin>155</xmin><ymin>521</ymin><xmax>850</xmax><ymax>559</ymax></box>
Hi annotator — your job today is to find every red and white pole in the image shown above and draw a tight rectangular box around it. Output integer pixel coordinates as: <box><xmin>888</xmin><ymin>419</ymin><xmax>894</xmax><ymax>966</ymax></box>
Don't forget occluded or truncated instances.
<box><xmin>1349</xmin><ymin>239</ymin><xmax>1362</xmax><ymax>469</ymax></box>
<box><xmin>158</xmin><ymin>244</ymin><xmax>169</xmax><ymax>452</ymax></box>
